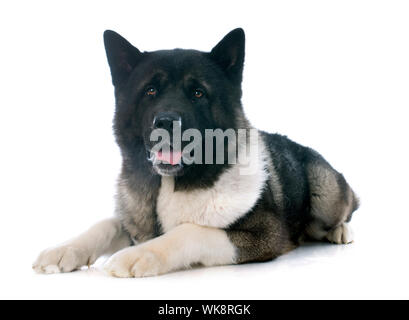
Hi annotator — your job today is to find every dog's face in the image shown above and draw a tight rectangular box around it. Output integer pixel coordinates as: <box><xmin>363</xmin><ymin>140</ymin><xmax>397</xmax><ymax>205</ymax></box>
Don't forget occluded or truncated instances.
<box><xmin>104</xmin><ymin>29</ymin><xmax>245</xmax><ymax>176</ymax></box>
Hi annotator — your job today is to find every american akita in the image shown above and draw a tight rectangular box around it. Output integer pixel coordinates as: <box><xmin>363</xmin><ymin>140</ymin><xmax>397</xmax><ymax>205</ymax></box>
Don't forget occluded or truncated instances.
<box><xmin>33</xmin><ymin>28</ymin><xmax>359</xmax><ymax>277</ymax></box>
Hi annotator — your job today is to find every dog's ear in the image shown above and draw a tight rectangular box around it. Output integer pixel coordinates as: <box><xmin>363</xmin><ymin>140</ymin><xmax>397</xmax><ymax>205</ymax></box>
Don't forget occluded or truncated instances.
<box><xmin>210</xmin><ymin>28</ymin><xmax>245</xmax><ymax>84</ymax></box>
<box><xmin>103</xmin><ymin>30</ymin><xmax>142</xmax><ymax>87</ymax></box>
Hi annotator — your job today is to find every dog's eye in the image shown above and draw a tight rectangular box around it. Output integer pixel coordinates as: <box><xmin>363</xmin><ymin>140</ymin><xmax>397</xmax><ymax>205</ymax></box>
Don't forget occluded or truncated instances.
<box><xmin>193</xmin><ymin>89</ymin><xmax>204</xmax><ymax>99</ymax></box>
<box><xmin>146</xmin><ymin>87</ymin><xmax>157</xmax><ymax>97</ymax></box>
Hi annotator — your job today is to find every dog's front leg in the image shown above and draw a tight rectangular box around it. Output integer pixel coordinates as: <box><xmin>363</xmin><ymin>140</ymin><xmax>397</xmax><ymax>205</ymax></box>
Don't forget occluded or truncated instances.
<box><xmin>104</xmin><ymin>223</ymin><xmax>237</xmax><ymax>278</ymax></box>
<box><xmin>33</xmin><ymin>217</ymin><xmax>131</xmax><ymax>274</ymax></box>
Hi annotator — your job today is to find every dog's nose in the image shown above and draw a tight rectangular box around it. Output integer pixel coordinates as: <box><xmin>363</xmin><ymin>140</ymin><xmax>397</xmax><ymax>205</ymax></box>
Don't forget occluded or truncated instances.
<box><xmin>153</xmin><ymin>112</ymin><xmax>182</xmax><ymax>132</ymax></box>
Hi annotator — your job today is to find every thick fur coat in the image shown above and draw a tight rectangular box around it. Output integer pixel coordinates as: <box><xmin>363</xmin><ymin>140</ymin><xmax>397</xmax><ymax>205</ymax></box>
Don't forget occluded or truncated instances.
<box><xmin>33</xmin><ymin>29</ymin><xmax>359</xmax><ymax>277</ymax></box>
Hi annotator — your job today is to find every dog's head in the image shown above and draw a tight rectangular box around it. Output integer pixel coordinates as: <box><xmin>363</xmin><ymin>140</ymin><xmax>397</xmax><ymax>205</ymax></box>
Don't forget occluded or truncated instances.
<box><xmin>104</xmin><ymin>29</ymin><xmax>246</xmax><ymax>177</ymax></box>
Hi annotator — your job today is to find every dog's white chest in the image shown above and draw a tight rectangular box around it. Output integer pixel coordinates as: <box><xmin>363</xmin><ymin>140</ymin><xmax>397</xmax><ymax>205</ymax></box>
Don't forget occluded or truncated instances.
<box><xmin>156</xmin><ymin>155</ymin><xmax>268</xmax><ymax>233</ymax></box>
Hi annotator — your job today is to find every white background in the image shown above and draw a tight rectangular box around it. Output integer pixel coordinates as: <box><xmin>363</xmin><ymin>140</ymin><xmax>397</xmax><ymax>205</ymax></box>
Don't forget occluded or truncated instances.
<box><xmin>0</xmin><ymin>0</ymin><xmax>408</xmax><ymax>299</ymax></box>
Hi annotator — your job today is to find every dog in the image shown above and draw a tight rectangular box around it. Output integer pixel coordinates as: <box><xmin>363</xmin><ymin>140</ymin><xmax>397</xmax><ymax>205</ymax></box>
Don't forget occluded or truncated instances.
<box><xmin>33</xmin><ymin>28</ymin><xmax>359</xmax><ymax>277</ymax></box>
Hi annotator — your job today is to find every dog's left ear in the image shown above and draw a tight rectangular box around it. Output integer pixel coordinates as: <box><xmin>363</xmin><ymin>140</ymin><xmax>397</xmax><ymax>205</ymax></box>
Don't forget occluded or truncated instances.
<box><xmin>210</xmin><ymin>28</ymin><xmax>245</xmax><ymax>84</ymax></box>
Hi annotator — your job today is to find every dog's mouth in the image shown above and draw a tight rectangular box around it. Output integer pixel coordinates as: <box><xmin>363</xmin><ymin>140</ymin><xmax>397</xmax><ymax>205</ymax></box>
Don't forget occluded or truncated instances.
<box><xmin>147</xmin><ymin>146</ymin><xmax>184</xmax><ymax>176</ymax></box>
<box><xmin>155</xmin><ymin>149</ymin><xmax>183</xmax><ymax>165</ymax></box>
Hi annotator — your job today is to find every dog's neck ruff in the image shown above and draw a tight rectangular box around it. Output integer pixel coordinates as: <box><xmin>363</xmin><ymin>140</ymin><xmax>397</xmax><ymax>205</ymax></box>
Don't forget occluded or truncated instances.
<box><xmin>156</xmin><ymin>131</ymin><xmax>269</xmax><ymax>232</ymax></box>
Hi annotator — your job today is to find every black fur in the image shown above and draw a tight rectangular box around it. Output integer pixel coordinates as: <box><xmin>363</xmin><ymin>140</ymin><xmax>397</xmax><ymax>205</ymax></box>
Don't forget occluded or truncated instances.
<box><xmin>105</xmin><ymin>29</ymin><xmax>247</xmax><ymax>190</ymax></box>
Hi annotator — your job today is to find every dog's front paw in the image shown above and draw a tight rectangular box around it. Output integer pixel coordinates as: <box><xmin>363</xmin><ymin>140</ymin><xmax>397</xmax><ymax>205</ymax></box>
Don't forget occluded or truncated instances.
<box><xmin>33</xmin><ymin>245</ymin><xmax>91</xmax><ymax>274</ymax></box>
<box><xmin>104</xmin><ymin>246</ymin><xmax>166</xmax><ymax>278</ymax></box>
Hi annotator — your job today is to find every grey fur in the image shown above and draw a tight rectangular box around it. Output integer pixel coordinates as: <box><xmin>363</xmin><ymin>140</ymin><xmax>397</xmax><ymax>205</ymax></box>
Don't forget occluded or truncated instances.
<box><xmin>116</xmin><ymin>168</ymin><xmax>160</xmax><ymax>243</ymax></box>
<box><xmin>306</xmin><ymin>160</ymin><xmax>358</xmax><ymax>240</ymax></box>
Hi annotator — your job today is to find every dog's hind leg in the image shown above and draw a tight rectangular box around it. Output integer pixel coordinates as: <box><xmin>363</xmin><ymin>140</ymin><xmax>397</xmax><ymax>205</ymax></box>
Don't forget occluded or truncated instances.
<box><xmin>305</xmin><ymin>161</ymin><xmax>359</xmax><ymax>244</ymax></box>
<box><xmin>227</xmin><ymin>210</ymin><xmax>297</xmax><ymax>263</ymax></box>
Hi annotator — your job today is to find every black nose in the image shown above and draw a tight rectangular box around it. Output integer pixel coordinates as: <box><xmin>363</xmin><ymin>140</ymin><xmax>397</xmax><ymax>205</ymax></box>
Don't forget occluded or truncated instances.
<box><xmin>153</xmin><ymin>112</ymin><xmax>182</xmax><ymax>132</ymax></box>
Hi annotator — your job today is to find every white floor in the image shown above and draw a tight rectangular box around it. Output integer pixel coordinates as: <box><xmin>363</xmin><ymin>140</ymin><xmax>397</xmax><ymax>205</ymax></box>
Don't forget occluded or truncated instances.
<box><xmin>1</xmin><ymin>205</ymin><xmax>408</xmax><ymax>300</ymax></box>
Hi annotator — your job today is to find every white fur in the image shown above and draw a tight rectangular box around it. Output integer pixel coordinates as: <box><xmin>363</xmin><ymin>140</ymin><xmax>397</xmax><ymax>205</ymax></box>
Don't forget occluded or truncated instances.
<box><xmin>33</xmin><ymin>218</ymin><xmax>130</xmax><ymax>273</ymax></box>
<box><xmin>104</xmin><ymin>223</ymin><xmax>236</xmax><ymax>277</ymax></box>
<box><xmin>326</xmin><ymin>223</ymin><xmax>354</xmax><ymax>244</ymax></box>
<box><xmin>156</xmin><ymin>134</ymin><xmax>269</xmax><ymax>232</ymax></box>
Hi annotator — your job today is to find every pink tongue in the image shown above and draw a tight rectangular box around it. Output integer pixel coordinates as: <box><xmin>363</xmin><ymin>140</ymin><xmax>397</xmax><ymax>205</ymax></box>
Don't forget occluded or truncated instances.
<box><xmin>156</xmin><ymin>150</ymin><xmax>182</xmax><ymax>165</ymax></box>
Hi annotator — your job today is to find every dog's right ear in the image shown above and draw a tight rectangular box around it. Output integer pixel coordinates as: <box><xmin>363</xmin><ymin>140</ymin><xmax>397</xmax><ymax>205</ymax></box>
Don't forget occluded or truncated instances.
<box><xmin>103</xmin><ymin>30</ymin><xmax>142</xmax><ymax>87</ymax></box>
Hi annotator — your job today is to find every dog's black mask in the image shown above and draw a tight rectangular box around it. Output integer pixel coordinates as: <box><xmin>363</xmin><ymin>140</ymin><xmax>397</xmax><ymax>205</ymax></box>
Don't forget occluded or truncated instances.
<box><xmin>104</xmin><ymin>28</ymin><xmax>246</xmax><ymax>179</ymax></box>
